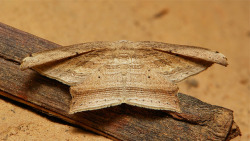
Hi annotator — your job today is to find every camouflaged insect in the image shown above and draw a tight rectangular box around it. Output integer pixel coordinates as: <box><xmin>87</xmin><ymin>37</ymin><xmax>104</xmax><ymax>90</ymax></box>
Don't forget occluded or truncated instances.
<box><xmin>21</xmin><ymin>40</ymin><xmax>228</xmax><ymax>114</ymax></box>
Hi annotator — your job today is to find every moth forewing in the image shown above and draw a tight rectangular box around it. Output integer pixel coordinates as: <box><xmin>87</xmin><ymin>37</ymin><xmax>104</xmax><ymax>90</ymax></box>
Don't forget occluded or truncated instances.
<box><xmin>20</xmin><ymin>41</ymin><xmax>111</xmax><ymax>70</ymax></box>
<box><xmin>136</xmin><ymin>41</ymin><xmax>228</xmax><ymax>66</ymax></box>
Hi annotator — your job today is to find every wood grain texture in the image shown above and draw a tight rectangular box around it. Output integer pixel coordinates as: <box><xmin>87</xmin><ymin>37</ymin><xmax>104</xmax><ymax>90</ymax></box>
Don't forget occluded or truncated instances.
<box><xmin>20</xmin><ymin>40</ymin><xmax>227</xmax><ymax>113</ymax></box>
<box><xmin>0</xmin><ymin>22</ymin><xmax>241</xmax><ymax>141</ymax></box>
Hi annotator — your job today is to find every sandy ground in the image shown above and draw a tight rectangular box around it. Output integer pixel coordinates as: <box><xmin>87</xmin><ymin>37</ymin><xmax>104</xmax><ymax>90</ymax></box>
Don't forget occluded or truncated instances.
<box><xmin>0</xmin><ymin>0</ymin><xmax>249</xmax><ymax>140</ymax></box>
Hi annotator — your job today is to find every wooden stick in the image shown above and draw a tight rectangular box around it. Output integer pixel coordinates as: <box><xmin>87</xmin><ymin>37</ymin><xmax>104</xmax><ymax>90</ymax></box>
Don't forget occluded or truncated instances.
<box><xmin>0</xmin><ymin>22</ymin><xmax>241</xmax><ymax>141</ymax></box>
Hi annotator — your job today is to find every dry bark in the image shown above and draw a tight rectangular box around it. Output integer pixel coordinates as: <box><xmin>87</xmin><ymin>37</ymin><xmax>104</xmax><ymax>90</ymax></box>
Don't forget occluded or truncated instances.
<box><xmin>0</xmin><ymin>22</ymin><xmax>241</xmax><ymax>141</ymax></box>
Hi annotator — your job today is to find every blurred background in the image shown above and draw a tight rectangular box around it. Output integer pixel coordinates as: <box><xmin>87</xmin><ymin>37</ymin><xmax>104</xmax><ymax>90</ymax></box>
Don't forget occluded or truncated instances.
<box><xmin>0</xmin><ymin>0</ymin><xmax>249</xmax><ymax>140</ymax></box>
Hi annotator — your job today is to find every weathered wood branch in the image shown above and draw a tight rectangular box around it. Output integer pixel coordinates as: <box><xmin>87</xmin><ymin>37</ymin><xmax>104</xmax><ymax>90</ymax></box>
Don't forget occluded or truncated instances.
<box><xmin>0</xmin><ymin>22</ymin><xmax>241</xmax><ymax>141</ymax></box>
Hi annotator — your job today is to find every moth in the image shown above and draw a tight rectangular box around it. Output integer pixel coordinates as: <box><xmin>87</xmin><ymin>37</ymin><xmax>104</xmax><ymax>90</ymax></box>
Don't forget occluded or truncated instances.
<box><xmin>20</xmin><ymin>40</ymin><xmax>228</xmax><ymax>114</ymax></box>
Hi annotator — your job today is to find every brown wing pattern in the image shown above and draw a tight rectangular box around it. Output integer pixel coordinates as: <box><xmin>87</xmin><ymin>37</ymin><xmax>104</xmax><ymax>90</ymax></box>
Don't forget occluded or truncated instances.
<box><xmin>20</xmin><ymin>41</ymin><xmax>111</xmax><ymax>70</ymax></box>
<box><xmin>20</xmin><ymin>40</ymin><xmax>228</xmax><ymax>114</ymax></box>
<box><xmin>136</xmin><ymin>41</ymin><xmax>228</xmax><ymax>66</ymax></box>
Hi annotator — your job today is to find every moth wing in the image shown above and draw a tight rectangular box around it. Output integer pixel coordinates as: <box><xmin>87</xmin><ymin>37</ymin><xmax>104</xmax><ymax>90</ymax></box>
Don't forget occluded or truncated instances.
<box><xmin>69</xmin><ymin>72</ymin><xmax>181</xmax><ymax>113</ymax></box>
<box><xmin>134</xmin><ymin>41</ymin><xmax>227</xmax><ymax>83</ymax></box>
<box><xmin>69</xmin><ymin>83</ymin><xmax>123</xmax><ymax>113</ymax></box>
<box><xmin>69</xmin><ymin>85</ymin><xmax>181</xmax><ymax>114</ymax></box>
<box><xmin>125</xmin><ymin>89</ymin><xmax>180</xmax><ymax>113</ymax></box>
<box><xmin>68</xmin><ymin>69</ymin><xmax>126</xmax><ymax>113</ymax></box>
<box><xmin>151</xmin><ymin>52</ymin><xmax>214</xmax><ymax>83</ymax></box>
<box><xmin>136</xmin><ymin>41</ymin><xmax>228</xmax><ymax>66</ymax></box>
<box><xmin>125</xmin><ymin>73</ymin><xmax>181</xmax><ymax>113</ymax></box>
<box><xmin>20</xmin><ymin>41</ymin><xmax>110</xmax><ymax>70</ymax></box>
<box><xmin>29</xmin><ymin>49</ymin><xmax>109</xmax><ymax>86</ymax></box>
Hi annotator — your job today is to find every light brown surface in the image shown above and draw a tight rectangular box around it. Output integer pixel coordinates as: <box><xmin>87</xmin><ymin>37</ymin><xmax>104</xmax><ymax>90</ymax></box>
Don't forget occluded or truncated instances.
<box><xmin>0</xmin><ymin>0</ymin><xmax>249</xmax><ymax>140</ymax></box>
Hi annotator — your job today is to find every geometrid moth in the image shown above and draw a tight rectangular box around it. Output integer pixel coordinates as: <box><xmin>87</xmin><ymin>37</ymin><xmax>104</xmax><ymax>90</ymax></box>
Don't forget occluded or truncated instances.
<box><xmin>20</xmin><ymin>40</ymin><xmax>228</xmax><ymax>114</ymax></box>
